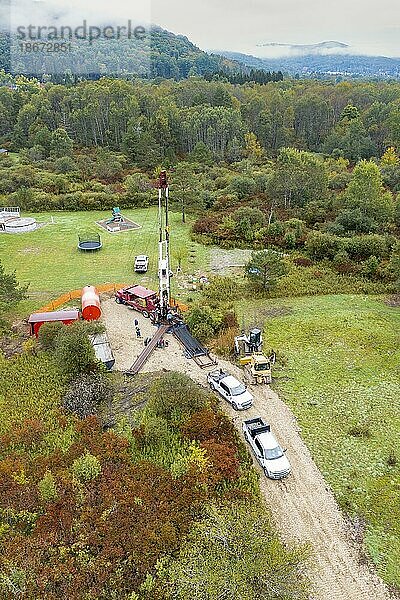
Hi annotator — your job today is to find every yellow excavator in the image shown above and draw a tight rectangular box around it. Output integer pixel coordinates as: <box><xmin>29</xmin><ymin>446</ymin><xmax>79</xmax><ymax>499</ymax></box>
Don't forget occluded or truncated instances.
<box><xmin>234</xmin><ymin>328</ymin><xmax>275</xmax><ymax>385</ymax></box>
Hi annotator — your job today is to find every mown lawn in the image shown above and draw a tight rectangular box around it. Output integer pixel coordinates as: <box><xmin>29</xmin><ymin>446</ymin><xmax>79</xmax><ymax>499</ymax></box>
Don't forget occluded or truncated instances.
<box><xmin>0</xmin><ymin>208</ymin><xmax>209</xmax><ymax>310</ymax></box>
<box><xmin>238</xmin><ymin>294</ymin><xmax>400</xmax><ymax>587</ymax></box>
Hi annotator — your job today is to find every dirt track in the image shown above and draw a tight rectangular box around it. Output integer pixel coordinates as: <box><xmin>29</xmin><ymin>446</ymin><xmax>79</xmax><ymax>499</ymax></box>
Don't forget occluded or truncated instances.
<box><xmin>102</xmin><ymin>298</ymin><xmax>392</xmax><ymax>600</ymax></box>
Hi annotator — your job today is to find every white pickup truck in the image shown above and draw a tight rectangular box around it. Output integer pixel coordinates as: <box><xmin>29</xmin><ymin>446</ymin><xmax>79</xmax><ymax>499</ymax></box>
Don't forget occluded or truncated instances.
<box><xmin>134</xmin><ymin>255</ymin><xmax>149</xmax><ymax>273</ymax></box>
<box><xmin>207</xmin><ymin>369</ymin><xmax>253</xmax><ymax>411</ymax></box>
<box><xmin>242</xmin><ymin>417</ymin><xmax>291</xmax><ymax>480</ymax></box>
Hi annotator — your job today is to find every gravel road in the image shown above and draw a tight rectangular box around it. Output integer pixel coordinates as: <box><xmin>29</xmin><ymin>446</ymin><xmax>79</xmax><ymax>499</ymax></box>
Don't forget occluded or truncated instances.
<box><xmin>101</xmin><ymin>297</ymin><xmax>393</xmax><ymax>600</ymax></box>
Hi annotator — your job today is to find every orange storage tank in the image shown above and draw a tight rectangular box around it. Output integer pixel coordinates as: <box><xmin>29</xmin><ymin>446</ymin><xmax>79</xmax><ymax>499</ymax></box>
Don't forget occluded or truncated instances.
<box><xmin>81</xmin><ymin>286</ymin><xmax>101</xmax><ymax>321</ymax></box>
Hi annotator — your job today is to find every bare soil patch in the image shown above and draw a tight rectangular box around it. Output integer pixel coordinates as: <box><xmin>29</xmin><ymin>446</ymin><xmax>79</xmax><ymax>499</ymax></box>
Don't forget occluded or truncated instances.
<box><xmin>210</xmin><ymin>248</ymin><xmax>252</xmax><ymax>273</ymax></box>
<box><xmin>385</xmin><ymin>294</ymin><xmax>400</xmax><ymax>308</ymax></box>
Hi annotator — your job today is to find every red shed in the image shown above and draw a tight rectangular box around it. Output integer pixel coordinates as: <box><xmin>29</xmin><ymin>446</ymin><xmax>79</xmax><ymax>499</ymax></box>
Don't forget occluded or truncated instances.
<box><xmin>28</xmin><ymin>310</ymin><xmax>80</xmax><ymax>337</ymax></box>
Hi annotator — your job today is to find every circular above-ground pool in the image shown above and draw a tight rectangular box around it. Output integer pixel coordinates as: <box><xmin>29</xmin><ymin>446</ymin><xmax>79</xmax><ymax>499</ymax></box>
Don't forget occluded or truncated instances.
<box><xmin>78</xmin><ymin>234</ymin><xmax>102</xmax><ymax>251</ymax></box>
<box><xmin>4</xmin><ymin>217</ymin><xmax>37</xmax><ymax>233</ymax></box>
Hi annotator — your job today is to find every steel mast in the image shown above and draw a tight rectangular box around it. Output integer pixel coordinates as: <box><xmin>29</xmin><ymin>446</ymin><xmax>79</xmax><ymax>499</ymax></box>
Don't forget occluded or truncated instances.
<box><xmin>158</xmin><ymin>170</ymin><xmax>171</xmax><ymax>321</ymax></box>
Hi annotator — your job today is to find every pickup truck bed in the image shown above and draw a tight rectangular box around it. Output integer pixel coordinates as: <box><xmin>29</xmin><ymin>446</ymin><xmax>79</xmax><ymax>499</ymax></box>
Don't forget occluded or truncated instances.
<box><xmin>243</xmin><ymin>417</ymin><xmax>271</xmax><ymax>438</ymax></box>
<box><xmin>208</xmin><ymin>369</ymin><xmax>230</xmax><ymax>383</ymax></box>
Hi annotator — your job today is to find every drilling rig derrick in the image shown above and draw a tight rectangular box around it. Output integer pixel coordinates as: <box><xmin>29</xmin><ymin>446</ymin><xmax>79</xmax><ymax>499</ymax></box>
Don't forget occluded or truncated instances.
<box><xmin>157</xmin><ymin>170</ymin><xmax>171</xmax><ymax>322</ymax></box>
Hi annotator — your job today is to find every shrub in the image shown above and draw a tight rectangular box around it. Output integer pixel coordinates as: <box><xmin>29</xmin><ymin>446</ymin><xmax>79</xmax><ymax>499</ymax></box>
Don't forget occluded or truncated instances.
<box><xmin>161</xmin><ymin>502</ymin><xmax>310</xmax><ymax>599</ymax></box>
<box><xmin>180</xmin><ymin>408</ymin><xmax>237</xmax><ymax>445</ymax></box>
<box><xmin>186</xmin><ymin>306</ymin><xmax>222</xmax><ymax>342</ymax></box>
<box><xmin>54</xmin><ymin>323</ymin><xmax>100</xmax><ymax>380</ymax></box>
<box><xmin>303</xmin><ymin>200</ymin><xmax>329</xmax><ymax>226</ymax></box>
<box><xmin>211</xmin><ymin>327</ymin><xmax>238</xmax><ymax>358</ymax></box>
<box><xmin>203</xmin><ymin>276</ymin><xmax>242</xmax><ymax>305</ymax></box>
<box><xmin>292</xmin><ymin>256</ymin><xmax>313</xmax><ymax>267</ymax></box>
<box><xmin>262</xmin><ymin>221</ymin><xmax>285</xmax><ymax>244</ymax></box>
<box><xmin>124</xmin><ymin>172</ymin><xmax>151</xmax><ymax>194</ymax></box>
<box><xmin>395</xmin><ymin>194</ymin><xmax>400</xmax><ymax>227</ymax></box>
<box><xmin>348</xmin><ymin>423</ymin><xmax>371</xmax><ymax>439</ymax></box>
<box><xmin>54</xmin><ymin>156</ymin><xmax>78</xmax><ymax>174</ymax></box>
<box><xmin>334</xmin><ymin>208</ymin><xmax>376</xmax><ymax>234</ymax></box>
<box><xmin>193</xmin><ymin>216</ymin><xmax>219</xmax><ymax>236</ymax></box>
<box><xmin>271</xmin><ymin>264</ymin><xmax>391</xmax><ymax>297</ymax></box>
<box><xmin>344</xmin><ymin>235</ymin><xmax>392</xmax><ymax>261</ymax></box>
<box><xmin>232</xmin><ymin>206</ymin><xmax>266</xmax><ymax>242</ymax></box>
<box><xmin>385</xmin><ymin>252</ymin><xmax>400</xmax><ymax>285</ymax></box>
<box><xmin>306</xmin><ymin>232</ymin><xmax>393</xmax><ymax>262</ymax></box>
<box><xmin>387</xmin><ymin>450</ymin><xmax>397</xmax><ymax>467</ymax></box>
<box><xmin>72</xmin><ymin>451</ymin><xmax>102</xmax><ymax>482</ymax></box>
<box><xmin>200</xmin><ymin>439</ymin><xmax>240</xmax><ymax>483</ymax></box>
<box><xmin>38</xmin><ymin>321</ymin><xmax>65</xmax><ymax>350</ymax></box>
<box><xmin>38</xmin><ymin>470</ymin><xmax>58</xmax><ymax>502</ymax></box>
<box><xmin>229</xmin><ymin>175</ymin><xmax>256</xmax><ymax>199</ymax></box>
<box><xmin>305</xmin><ymin>231</ymin><xmax>341</xmax><ymax>260</ymax></box>
<box><xmin>283</xmin><ymin>231</ymin><xmax>297</xmax><ymax>249</ymax></box>
<box><xmin>37</xmin><ymin>172</ymin><xmax>70</xmax><ymax>194</ymax></box>
<box><xmin>361</xmin><ymin>256</ymin><xmax>381</xmax><ymax>280</ymax></box>
<box><xmin>147</xmin><ymin>372</ymin><xmax>208</xmax><ymax>425</ymax></box>
<box><xmin>92</xmin><ymin>150</ymin><xmax>123</xmax><ymax>181</ymax></box>
<box><xmin>20</xmin><ymin>145</ymin><xmax>46</xmax><ymax>163</ymax></box>
<box><xmin>332</xmin><ymin>250</ymin><xmax>356</xmax><ymax>274</ymax></box>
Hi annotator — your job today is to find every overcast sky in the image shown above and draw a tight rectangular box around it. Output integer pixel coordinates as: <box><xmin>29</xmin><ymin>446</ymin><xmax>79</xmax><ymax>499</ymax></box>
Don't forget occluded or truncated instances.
<box><xmin>152</xmin><ymin>0</ymin><xmax>400</xmax><ymax>57</ymax></box>
<box><xmin>6</xmin><ymin>0</ymin><xmax>400</xmax><ymax>58</ymax></box>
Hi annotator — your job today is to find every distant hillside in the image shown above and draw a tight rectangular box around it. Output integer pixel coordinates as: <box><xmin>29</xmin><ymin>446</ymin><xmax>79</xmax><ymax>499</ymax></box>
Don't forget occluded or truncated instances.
<box><xmin>218</xmin><ymin>50</ymin><xmax>400</xmax><ymax>79</ymax></box>
<box><xmin>0</xmin><ymin>26</ymin><xmax>244</xmax><ymax>80</ymax></box>
<box><xmin>150</xmin><ymin>27</ymin><xmax>244</xmax><ymax>78</ymax></box>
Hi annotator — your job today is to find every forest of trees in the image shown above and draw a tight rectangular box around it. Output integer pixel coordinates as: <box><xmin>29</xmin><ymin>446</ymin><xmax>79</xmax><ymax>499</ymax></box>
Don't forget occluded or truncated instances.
<box><xmin>1</xmin><ymin>73</ymin><xmax>400</xmax><ymax>160</ymax></box>
<box><xmin>1</xmin><ymin>27</ymin><xmax>244</xmax><ymax>81</ymax></box>
<box><xmin>205</xmin><ymin>69</ymin><xmax>284</xmax><ymax>85</ymax></box>
<box><xmin>0</xmin><ymin>73</ymin><xmax>400</xmax><ymax>293</ymax></box>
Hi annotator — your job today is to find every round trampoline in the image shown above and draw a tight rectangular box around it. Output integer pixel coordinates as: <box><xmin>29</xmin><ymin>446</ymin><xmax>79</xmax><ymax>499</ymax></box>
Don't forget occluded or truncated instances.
<box><xmin>78</xmin><ymin>234</ymin><xmax>102</xmax><ymax>251</ymax></box>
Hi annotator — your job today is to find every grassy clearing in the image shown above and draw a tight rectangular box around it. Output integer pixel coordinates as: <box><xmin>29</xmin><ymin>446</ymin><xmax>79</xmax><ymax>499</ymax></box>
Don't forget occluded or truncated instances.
<box><xmin>238</xmin><ymin>294</ymin><xmax>400</xmax><ymax>587</ymax></box>
<box><xmin>0</xmin><ymin>208</ymin><xmax>209</xmax><ymax>309</ymax></box>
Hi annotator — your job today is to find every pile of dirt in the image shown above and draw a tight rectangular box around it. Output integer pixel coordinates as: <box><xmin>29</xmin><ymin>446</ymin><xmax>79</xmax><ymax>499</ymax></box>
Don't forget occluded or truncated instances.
<box><xmin>384</xmin><ymin>294</ymin><xmax>400</xmax><ymax>307</ymax></box>
<box><xmin>0</xmin><ymin>320</ymin><xmax>30</xmax><ymax>358</ymax></box>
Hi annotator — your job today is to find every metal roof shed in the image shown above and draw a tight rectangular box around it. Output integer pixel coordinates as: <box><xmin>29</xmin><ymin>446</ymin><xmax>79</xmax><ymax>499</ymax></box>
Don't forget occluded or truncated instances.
<box><xmin>89</xmin><ymin>333</ymin><xmax>115</xmax><ymax>370</ymax></box>
<box><xmin>28</xmin><ymin>310</ymin><xmax>80</xmax><ymax>336</ymax></box>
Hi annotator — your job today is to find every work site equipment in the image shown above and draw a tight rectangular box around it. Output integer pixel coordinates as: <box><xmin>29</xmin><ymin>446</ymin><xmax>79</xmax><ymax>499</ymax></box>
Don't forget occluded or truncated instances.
<box><xmin>125</xmin><ymin>171</ymin><xmax>215</xmax><ymax>376</ymax></box>
<box><xmin>126</xmin><ymin>324</ymin><xmax>169</xmax><ymax>375</ymax></box>
<box><xmin>234</xmin><ymin>328</ymin><xmax>274</xmax><ymax>385</ymax></box>
<box><xmin>115</xmin><ymin>285</ymin><xmax>159</xmax><ymax>318</ymax></box>
<box><xmin>158</xmin><ymin>170</ymin><xmax>171</xmax><ymax>322</ymax></box>
<box><xmin>172</xmin><ymin>322</ymin><xmax>216</xmax><ymax>368</ymax></box>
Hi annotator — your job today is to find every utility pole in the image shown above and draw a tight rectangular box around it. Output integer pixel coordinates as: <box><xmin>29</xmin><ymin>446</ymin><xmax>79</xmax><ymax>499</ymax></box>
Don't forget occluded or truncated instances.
<box><xmin>158</xmin><ymin>170</ymin><xmax>171</xmax><ymax>321</ymax></box>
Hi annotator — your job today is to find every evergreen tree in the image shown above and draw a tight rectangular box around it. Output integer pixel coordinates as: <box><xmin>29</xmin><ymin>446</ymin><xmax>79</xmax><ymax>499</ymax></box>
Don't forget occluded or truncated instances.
<box><xmin>50</xmin><ymin>128</ymin><xmax>73</xmax><ymax>159</ymax></box>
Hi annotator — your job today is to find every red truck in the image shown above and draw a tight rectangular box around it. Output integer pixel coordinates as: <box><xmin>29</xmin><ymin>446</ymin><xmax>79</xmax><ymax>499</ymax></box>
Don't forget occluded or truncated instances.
<box><xmin>115</xmin><ymin>285</ymin><xmax>159</xmax><ymax>318</ymax></box>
